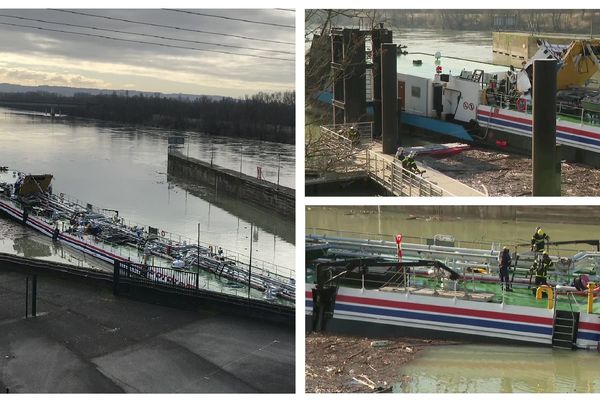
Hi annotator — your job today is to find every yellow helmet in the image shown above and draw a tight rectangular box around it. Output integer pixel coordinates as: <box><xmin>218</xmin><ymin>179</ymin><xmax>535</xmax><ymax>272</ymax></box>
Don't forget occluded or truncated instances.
<box><xmin>543</xmin><ymin>250</ymin><xmax>549</xmax><ymax>256</ymax></box>
<box><xmin>538</xmin><ymin>229</ymin><xmax>544</xmax><ymax>235</ymax></box>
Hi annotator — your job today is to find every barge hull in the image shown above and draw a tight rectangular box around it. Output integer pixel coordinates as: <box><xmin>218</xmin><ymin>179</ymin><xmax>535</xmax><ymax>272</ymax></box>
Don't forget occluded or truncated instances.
<box><xmin>306</xmin><ymin>287</ymin><xmax>600</xmax><ymax>349</ymax></box>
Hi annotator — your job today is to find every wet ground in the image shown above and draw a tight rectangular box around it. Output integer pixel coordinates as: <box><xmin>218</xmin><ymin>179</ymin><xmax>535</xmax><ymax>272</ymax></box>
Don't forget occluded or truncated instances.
<box><xmin>0</xmin><ymin>268</ymin><xmax>294</xmax><ymax>393</ymax></box>
<box><xmin>421</xmin><ymin>149</ymin><xmax>600</xmax><ymax>196</ymax></box>
<box><xmin>305</xmin><ymin>333</ymin><xmax>451</xmax><ymax>393</ymax></box>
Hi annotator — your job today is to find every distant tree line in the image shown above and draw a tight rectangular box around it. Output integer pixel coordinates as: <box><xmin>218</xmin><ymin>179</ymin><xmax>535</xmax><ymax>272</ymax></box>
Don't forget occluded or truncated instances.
<box><xmin>0</xmin><ymin>90</ymin><xmax>295</xmax><ymax>144</ymax></box>
<box><xmin>388</xmin><ymin>9</ymin><xmax>598</xmax><ymax>34</ymax></box>
<box><xmin>310</xmin><ymin>9</ymin><xmax>599</xmax><ymax>35</ymax></box>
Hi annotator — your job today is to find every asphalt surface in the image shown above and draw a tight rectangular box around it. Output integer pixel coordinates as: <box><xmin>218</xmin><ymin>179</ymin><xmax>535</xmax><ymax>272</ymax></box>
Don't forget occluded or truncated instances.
<box><xmin>0</xmin><ymin>269</ymin><xmax>295</xmax><ymax>393</ymax></box>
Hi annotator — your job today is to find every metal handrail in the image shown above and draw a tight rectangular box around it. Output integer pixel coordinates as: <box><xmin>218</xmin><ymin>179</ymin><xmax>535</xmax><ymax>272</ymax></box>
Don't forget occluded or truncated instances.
<box><xmin>365</xmin><ymin>150</ymin><xmax>451</xmax><ymax>197</ymax></box>
<box><xmin>487</xmin><ymin>93</ymin><xmax>600</xmax><ymax>126</ymax></box>
<box><xmin>319</xmin><ymin>125</ymin><xmax>353</xmax><ymax>151</ymax></box>
<box><xmin>322</xmin><ymin>122</ymin><xmax>374</xmax><ymax>142</ymax></box>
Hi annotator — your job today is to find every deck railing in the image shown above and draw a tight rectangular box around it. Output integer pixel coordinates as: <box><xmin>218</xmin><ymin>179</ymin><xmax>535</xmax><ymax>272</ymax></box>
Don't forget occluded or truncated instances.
<box><xmin>48</xmin><ymin>192</ymin><xmax>294</xmax><ymax>279</ymax></box>
<box><xmin>486</xmin><ymin>93</ymin><xmax>600</xmax><ymax>127</ymax></box>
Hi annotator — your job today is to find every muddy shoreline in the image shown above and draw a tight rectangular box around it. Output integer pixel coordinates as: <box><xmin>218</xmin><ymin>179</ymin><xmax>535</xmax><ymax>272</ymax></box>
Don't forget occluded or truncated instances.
<box><xmin>305</xmin><ymin>332</ymin><xmax>455</xmax><ymax>393</ymax></box>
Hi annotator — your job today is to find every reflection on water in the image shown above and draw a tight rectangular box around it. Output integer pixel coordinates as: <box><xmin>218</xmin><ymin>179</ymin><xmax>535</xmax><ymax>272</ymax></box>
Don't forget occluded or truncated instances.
<box><xmin>12</xmin><ymin>236</ymin><xmax>52</xmax><ymax>258</ymax></box>
<box><xmin>0</xmin><ymin>108</ymin><xmax>294</xmax><ymax>268</ymax></box>
<box><xmin>397</xmin><ymin>344</ymin><xmax>600</xmax><ymax>393</ymax></box>
<box><xmin>0</xmin><ymin>220</ymin><xmax>104</xmax><ymax>269</ymax></box>
<box><xmin>395</xmin><ymin>29</ymin><xmax>493</xmax><ymax>64</ymax></box>
<box><xmin>167</xmin><ymin>175</ymin><xmax>295</xmax><ymax>244</ymax></box>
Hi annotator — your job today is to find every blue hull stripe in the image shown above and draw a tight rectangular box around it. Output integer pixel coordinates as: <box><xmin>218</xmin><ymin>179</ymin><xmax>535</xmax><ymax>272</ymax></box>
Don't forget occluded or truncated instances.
<box><xmin>307</xmin><ymin>299</ymin><xmax>551</xmax><ymax>336</ymax></box>
<box><xmin>336</xmin><ymin>303</ymin><xmax>552</xmax><ymax>336</ymax></box>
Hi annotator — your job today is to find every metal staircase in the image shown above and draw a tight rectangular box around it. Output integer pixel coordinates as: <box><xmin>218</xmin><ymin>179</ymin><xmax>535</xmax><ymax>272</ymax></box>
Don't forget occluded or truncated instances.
<box><xmin>552</xmin><ymin>294</ymin><xmax>579</xmax><ymax>349</ymax></box>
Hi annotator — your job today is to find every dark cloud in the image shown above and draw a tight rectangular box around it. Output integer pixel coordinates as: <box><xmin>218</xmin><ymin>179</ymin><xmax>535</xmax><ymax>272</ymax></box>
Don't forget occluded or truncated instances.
<box><xmin>0</xmin><ymin>9</ymin><xmax>295</xmax><ymax>96</ymax></box>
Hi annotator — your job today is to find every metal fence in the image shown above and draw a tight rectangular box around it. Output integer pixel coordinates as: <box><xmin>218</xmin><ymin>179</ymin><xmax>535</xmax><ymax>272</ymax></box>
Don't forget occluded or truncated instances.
<box><xmin>113</xmin><ymin>260</ymin><xmax>294</xmax><ymax>306</ymax></box>
<box><xmin>115</xmin><ymin>261</ymin><xmax>201</xmax><ymax>296</ymax></box>
<box><xmin>321</xmin><ymin>122</ymin><xmax>374</xmax><ymax>142</ymax></box>
<box><xmin>365</xmin><ymin>150</ymin><xmax>448</xmax><ymax>197</ymax></box>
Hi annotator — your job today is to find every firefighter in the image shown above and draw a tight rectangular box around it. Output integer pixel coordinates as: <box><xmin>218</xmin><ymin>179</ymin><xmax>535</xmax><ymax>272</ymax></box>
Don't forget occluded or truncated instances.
<box><xmin>531</xmin><ymin>227</ymin><xmax>549</xmax><ymax>253</ymax></box>
<box><xmin>396</xmin><ymin>146</ymin><xmax>405</xmax><ymax>162</ymax></box>
<box><xmin>530</xmin><ymin>251</ymin><xmax>553</xmax><ymax>295</ymax></box>
<box><xmin>402</xmin><ymin>152</ymin><xmax>424</xmax><ymax>175</ymax></box>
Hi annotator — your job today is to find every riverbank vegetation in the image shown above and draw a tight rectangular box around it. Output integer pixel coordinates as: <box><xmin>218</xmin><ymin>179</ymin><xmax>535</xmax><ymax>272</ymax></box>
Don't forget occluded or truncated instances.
<box><xmin>0</xmin><ymin>90</ymin><xmax>295</xmax><ymax>144</ymax></box>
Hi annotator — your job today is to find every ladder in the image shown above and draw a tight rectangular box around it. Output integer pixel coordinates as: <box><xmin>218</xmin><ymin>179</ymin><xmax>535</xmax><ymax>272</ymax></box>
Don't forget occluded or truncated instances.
<box><xmin>552</xmin><ymin>294</ymin><xmax>579</xmax><ymax>350</ymax></box>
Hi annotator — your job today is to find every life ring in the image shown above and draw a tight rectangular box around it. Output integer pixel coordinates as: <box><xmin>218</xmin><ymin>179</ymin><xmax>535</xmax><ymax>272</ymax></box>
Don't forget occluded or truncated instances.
<box><xmin>161</xmin><ymin>230</ymin><xmax>166</xmax><ymax>237</ymax></box>
<box><xmin>516</xmin><ymin>98</ymin><xmax>527</xmax><ymax>112</ymax></box>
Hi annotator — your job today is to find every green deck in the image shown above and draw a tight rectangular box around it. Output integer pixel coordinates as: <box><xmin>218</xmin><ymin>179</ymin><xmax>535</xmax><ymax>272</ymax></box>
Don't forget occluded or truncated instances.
<box><xmin>307</xmin><ymin>269</ymin><xmax>595</xmax><ymax>313</ymax></box>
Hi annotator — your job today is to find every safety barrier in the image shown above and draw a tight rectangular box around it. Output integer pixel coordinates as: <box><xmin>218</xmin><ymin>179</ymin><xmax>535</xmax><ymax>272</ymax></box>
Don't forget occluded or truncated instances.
<box><xmin>113</xmin><ymin>260</ymin><xmax>294</xmax><ymax>319</ymax></box>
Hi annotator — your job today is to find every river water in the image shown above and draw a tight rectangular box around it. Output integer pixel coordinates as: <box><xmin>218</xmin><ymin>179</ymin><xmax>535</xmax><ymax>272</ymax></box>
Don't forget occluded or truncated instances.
<box><xmin>307</xmin><ymin>206</ymin><xmax>600</xmax><ymax>392</ymax></box>
<box><xmin>394</xmin><ymin>28</ymin><xmax>493</xmax><ymax>64</ymax></box>
<box><xmin>0</xmin><ymin>108</ymin><xmax>295</xmax><ymax>271</ymax></box>
<box><xmin>396</xmin><ymin>344</ymin><xmax>600</xmax><ymax>393</ymax></box>
<box><xmin>306</xmin><ymin>206</ymin><xmax>599</xmax><ymax>254</ymax></box>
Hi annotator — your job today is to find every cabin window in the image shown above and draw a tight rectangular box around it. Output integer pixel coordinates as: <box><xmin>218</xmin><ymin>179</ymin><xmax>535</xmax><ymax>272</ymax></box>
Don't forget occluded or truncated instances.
<box><xmin>411</xmin><ymin>86</ymin><xmax>421</xmax><ymax>98</ymax></box>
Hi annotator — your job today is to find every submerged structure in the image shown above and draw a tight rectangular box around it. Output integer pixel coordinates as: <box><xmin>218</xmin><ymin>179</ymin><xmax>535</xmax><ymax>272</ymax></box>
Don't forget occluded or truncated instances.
<box><xmin>306</xmin><ymin>232</ymin><xmax>600</xmax><ymax>350</ymax></box>
<box><xmin>0</xmin><ymin>169</ymin><xmax>295</xmax><ymax>306</ymax></box>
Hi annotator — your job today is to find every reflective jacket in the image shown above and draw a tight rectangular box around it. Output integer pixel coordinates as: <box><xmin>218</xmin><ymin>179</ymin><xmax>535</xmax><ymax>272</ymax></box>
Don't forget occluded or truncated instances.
<box><xmin>532</xmin><ymin>258</ymin><xmax>553</xmax><ymax>278</ymax></box>
<box><xmin>531</xmin><ymin>232</ymin><xmax>549</xmax><ymax>251</ymax></box>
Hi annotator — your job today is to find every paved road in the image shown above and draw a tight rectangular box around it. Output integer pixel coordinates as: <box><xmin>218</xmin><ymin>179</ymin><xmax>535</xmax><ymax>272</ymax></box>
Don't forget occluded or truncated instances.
<box><xmin>0</xmin><ymin>269</ymin><xmax>294</xmax><ymax>393</ymax></box>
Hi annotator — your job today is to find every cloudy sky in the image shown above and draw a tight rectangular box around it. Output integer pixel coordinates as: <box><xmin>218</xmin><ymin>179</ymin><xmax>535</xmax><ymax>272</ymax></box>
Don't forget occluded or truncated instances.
<box><xmin>0</xmin><ymin>9</ymin><xmax>295</xmax><ymax>97</ymax></box>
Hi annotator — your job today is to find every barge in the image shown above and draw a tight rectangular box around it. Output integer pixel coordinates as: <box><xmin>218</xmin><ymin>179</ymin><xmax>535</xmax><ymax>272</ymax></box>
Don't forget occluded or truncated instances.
<box><xmin>0</xmin><ymin>169</ymin><xmax>295</xmax><ymax>305</ymax></box>
<box><xmin>306</xmin><ymin>233</ymin><xmax>600</xmax><ymax>350</ymax></box>
<box><xmin>396</xmin><ymin>39</ymin><xmax>600</xmax><ymax>161</ymax></box>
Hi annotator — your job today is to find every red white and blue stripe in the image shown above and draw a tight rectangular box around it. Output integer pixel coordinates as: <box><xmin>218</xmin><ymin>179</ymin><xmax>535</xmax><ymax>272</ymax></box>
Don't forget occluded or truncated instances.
<box><xmin>306</xmin><ymin>286</ymin><xmax>600</xmax><ymax>349</ymax></box>
<box><xmin>477</xmin><ymin>106</ymin><xmax>600</xmax><ymax>153</ymax></box>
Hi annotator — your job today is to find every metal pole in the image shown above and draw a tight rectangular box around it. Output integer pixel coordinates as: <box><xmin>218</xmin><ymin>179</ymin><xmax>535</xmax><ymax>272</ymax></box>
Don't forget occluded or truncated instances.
<box><xmin>196</xmin><ymin>223</ymin><xmax>200</xmax><ymax>289</ymax></box>
<box><xmin>31</xmin><ymin>275</ymin><xmax>37</xmax><ymax>317</ymax></box>
<box><xmin>532</xmin><ymin>59</ymin><xmax>559</xmax><ymax>196</ymax></box>
<box><xmin>239</xmin><ymin>145</ymin><xmax>243</xmax><ymax>176</ymax></box>
<box><xmin>25</xmin><ymin>276</ymin><xmax>29</xmax><ymax>318</ymax></box>
<box><xmin>248</xmin><ymin>222</ymin><xmax>253</xmax><ymax>299</ymax></box>
<box><xmin>277</xmin><ymin>153</ymin><xmax>281</xmax><ymax>187</ymax></box>
<box><xmin>113</xmin><ymin>260</ymin><xmax>120</xmax><ymax>295</ymax></box>
<box><xmin>381</xmin><ymin>43</ymin><xmax>398</xmax><ymax>153</ymax></box>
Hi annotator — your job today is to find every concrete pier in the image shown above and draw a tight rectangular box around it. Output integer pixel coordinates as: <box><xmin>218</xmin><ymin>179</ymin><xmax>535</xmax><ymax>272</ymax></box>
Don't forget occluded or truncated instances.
<box><xmin>167</xmin><ymin>151</ymin><xmax>294</xmax><ymax>219</ymax></box>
